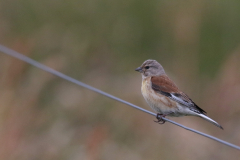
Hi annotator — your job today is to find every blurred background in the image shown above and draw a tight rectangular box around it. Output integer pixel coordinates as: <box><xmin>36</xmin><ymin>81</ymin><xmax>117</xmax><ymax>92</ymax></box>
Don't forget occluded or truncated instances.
<box><xmin>0</xmin><ymin>0</ymin><xmax>240</xmax><ymax>160</ymax></box>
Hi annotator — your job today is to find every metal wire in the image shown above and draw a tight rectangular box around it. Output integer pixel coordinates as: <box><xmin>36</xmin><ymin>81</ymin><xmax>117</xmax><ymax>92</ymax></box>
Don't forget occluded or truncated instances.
<box><xmin>0</xmin><ymin>44</ymin><xmax>239</xmax><ymax>151</ymax></box>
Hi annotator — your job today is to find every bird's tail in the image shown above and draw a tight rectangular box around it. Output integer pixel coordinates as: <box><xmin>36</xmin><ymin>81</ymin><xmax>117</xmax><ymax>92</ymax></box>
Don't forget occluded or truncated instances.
<box><xmin>198</xmin><ymin>114</ymin><xmax>223</xmax><ymax>130</ymax></box>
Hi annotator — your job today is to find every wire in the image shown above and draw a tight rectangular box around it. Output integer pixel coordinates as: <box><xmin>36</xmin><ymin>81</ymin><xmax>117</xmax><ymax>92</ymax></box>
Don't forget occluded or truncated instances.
<box><xmin>0</xmin><ymin>44</ymin><xmax>240</xmax><ymax>151</ymax></box>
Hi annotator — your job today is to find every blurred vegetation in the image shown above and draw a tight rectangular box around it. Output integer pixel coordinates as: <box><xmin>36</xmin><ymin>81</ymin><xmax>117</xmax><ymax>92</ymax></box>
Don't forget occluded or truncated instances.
<box><xmin>0</xmin><ymin>0</ymin><xmax>240</xmax><ymax>160</ymax></box>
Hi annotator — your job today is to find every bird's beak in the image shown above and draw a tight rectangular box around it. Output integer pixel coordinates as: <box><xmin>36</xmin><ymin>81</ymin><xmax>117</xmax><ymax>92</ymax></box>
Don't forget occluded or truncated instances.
<box><xmin>135</xmin><ymin>67</ymin><xmax>143</xmax><ymax>73</ymax></box>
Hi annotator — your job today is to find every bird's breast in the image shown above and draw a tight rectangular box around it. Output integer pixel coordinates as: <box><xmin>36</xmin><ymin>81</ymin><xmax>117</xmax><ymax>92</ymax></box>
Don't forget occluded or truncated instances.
<box><xmin>141</xmin><ymin>77</ymin><xmax>178</xmax><ymax>114</ymax></box>
<box><xmin>141</xmin><ymin>77</ymin><xmax>151</xmax><ymax>99</ymax></box>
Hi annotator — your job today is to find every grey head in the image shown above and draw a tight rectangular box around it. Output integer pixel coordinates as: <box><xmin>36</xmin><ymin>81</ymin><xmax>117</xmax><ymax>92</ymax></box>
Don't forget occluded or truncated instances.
<box><xmin>135</xmin><ymin>59</ymin><xmax>165</xmax><ymax>77</ymax></box>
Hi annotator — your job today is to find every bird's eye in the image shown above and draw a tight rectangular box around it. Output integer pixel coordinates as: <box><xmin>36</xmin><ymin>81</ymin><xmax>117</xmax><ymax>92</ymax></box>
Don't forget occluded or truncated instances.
<box><xmin>145</xmin><ymin>66</ymin><xmax>150</xmax><ymax>69</ymax></box>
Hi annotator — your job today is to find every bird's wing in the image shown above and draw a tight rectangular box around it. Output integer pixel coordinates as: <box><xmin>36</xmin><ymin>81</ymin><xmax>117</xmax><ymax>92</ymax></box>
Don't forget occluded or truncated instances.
<box><xmin>151</xmin><ymin>75</ymin><xmax>206</xmax><ymax>114</ymax></box>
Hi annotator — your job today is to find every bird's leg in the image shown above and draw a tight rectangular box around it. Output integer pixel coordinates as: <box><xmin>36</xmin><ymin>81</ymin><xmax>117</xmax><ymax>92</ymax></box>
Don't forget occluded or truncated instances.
<box><xmin>154</xmin><ymin>113</ymin><xmax>166</xmax><ymax>124</ymax></box>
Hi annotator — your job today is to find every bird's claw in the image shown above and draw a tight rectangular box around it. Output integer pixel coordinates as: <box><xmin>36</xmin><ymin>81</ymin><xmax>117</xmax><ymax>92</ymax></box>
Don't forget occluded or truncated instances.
<box><xmin>154</xmin><ymin>113</ymin><xmax>166</xmax><ymax>124</ymax></box>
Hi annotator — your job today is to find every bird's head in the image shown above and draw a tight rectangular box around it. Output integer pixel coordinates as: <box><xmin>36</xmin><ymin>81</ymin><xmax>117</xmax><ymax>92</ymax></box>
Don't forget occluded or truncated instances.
<box><xmin>135</xmin><ymin>59</ymin><xmax>165</xmax><ymax>78</ymax></box>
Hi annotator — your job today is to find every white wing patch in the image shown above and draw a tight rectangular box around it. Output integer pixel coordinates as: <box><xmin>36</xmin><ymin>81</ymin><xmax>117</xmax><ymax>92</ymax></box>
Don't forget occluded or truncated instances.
<box><xmin>169</xmin><ymin>93</ymin><xmax>191</xmax><ymax>107</ymax></box>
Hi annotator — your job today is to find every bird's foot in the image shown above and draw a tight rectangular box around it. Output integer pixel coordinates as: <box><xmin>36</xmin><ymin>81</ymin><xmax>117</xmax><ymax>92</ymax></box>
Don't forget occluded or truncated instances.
<box><xmin>154</xmin><ymin>113</ymin><xmax>166</xmax><ymax>124</ymax></box>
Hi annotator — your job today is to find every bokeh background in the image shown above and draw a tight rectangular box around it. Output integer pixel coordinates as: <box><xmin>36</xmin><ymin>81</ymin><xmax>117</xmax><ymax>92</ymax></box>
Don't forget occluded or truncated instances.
<box><xmin>0</xmin><ymin>0</ymin><xmax>240</xmax><ymax>160</ymax></box>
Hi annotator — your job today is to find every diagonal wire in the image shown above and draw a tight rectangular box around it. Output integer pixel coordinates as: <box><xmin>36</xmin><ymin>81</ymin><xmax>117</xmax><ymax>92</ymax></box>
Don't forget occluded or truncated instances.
<box><xmin>0</xmin><ymin>44</ymin><xmax>240</xmax><ymax>151</ymax></box>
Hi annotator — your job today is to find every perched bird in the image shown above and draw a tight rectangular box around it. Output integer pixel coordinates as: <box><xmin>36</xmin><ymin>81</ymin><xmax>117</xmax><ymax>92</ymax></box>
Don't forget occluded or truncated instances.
<box><xmin>135</xmin><ymin>59</ymin><xmax>223</xmax><ymax>129</ymax></box>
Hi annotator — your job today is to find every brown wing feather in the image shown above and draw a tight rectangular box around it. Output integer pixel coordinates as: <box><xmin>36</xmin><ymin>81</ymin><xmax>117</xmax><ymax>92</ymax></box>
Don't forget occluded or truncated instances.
<box><xmin>151</xmin><ymin>75</ymin><xmax>206</xmax><ymax>114</ymax></box>
<box><xmin>151</xmin><ymin>75</ymin><xmax>179</xmax><ymax>93</ymax></box>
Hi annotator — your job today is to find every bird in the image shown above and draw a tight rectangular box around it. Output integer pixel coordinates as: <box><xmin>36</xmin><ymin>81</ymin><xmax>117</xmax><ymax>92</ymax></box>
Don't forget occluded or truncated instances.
<box><xmin>135</xmin><ymin>59</ymin><xmax>223</xmax><ymax>129</ymax></box>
